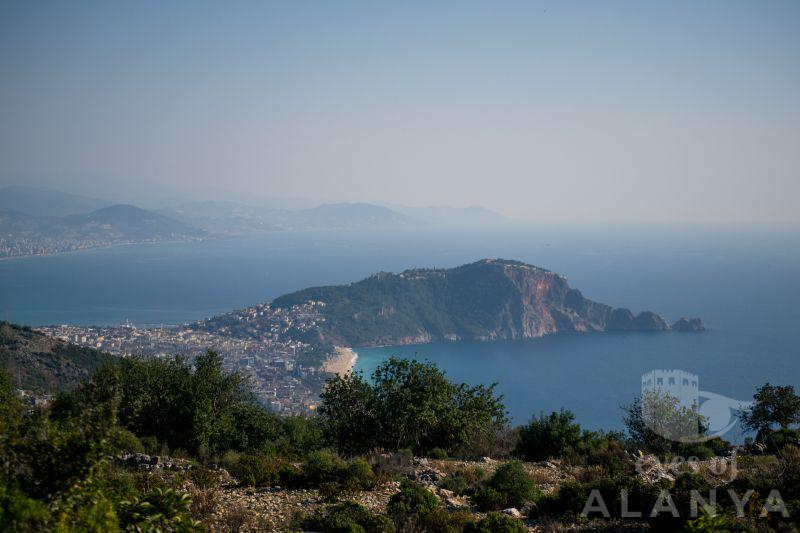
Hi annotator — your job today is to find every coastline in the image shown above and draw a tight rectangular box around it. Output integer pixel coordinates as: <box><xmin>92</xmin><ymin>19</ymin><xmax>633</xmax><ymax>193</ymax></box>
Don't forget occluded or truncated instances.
<box><xmin>322</xmin><ymin>346</ymin><xmax>358</xmax><ymax>375</ymax></box>
<box><xmin>0</xmin><ymin>236</ymin><xmax>209</xmax><ymax>262</ymax></box>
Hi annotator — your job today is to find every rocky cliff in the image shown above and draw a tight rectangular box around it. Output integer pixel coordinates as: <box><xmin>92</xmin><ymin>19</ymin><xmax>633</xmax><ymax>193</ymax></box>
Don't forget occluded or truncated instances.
<box><xmin>271</xmin><ymin>259</ymin><xmax>699</xmax><ymax>347</ymax></box>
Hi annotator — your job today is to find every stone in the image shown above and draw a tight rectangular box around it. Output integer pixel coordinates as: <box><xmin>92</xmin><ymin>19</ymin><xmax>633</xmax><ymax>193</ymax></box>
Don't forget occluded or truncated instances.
<box><xmin>502</xmin><ymin>508</ymin><xmax>522</xmax><ymax>518</ymax></box>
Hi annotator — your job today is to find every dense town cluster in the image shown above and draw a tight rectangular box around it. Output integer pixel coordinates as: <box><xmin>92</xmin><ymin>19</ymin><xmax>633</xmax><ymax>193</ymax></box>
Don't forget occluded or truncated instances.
<box><xmin>37</xmin><ymin>301</ymin><xmax>334</xmax><ymax>415</ymax></box>
<box><xmin>0</xmin><ymin>237</ymin><xmax>112</xmax><ymax>258</ymax></box>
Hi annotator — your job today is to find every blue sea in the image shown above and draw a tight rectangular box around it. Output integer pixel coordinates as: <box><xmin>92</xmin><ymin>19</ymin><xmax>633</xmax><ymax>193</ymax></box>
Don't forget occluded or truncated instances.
<box><xmin>2</xmin><ymin>225</ymin><xmax>799</xmax><ymax>437</ymax></box>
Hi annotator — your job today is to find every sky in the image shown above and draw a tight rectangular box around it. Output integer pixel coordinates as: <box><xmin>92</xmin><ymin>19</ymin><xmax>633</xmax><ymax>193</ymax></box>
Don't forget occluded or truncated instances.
<box><xmin>1</xmin><ymin>1</ymin><xmax>799</xmax><ymax>223</ymax></box>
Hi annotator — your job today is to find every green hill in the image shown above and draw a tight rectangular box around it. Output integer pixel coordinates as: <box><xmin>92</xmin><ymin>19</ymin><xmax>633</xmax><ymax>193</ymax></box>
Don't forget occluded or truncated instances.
<box><xmin>270</xmin><ymin>258</ymin><xmax>680</xmax><ymax>347</ymax></box>
<box><xmin>0</xmin><ymin>321</ymin><xmax>112</xmax><ymax>393</ymax></box>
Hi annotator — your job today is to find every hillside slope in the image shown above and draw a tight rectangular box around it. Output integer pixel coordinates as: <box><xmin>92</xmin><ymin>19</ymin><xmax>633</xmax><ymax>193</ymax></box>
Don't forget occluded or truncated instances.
<box><xmin>271</xmin><ymin>259</ymin><xmax>694</xmax><ymax>347</ymax></box>
<box><xmin>0</xmin><ymin>321</ymin><xmax>112</xmax><ymax>393</ymax></box>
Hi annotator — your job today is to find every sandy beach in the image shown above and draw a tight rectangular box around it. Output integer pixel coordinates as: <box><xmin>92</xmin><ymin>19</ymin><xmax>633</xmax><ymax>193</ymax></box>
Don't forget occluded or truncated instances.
<box><xmin>322</xmin><ymin>346</ymin><xmax>358</xmax><ymax>375</ymax></box>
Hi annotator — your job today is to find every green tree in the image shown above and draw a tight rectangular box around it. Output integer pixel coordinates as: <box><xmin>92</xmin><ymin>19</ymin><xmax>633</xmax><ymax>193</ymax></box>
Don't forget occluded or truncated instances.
<box><xmin>739</xmin><ymin>383</ymin><xmax>800</xmax><ymax>436</ymax></box>
<box><xmin>515</xmin><ymin>410</ymin><xmax>582</xmax><ymax>461</ymax></box>
<box><xmin>53</xmin><ymin>351</ymin><xmax>285</xmax><ymax>455</ymax></box>
<box><xmin>319</xmin><ymin>358</ymin><xmax>507</xmax><ymax>455</ymax></box>
<box><xmin>623</xmin><ymin>390</ymin><xmax>707</xmax><ymax>454</ymax></box>
<box><xmin>318</xmin><ymin>371</ymin><xmax>377</xmax><ymax>456</ymax></box>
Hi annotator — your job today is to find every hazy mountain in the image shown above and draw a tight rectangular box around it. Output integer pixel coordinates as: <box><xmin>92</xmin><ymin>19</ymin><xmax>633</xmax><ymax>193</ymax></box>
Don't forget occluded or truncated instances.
<box><xmin>0</xmin><ymin>204</ymin><xmax>204</xmax><ymax>257</ymax></box>
<box><xmin>388</xmin><ymin>205</ymin><xmax>507</xmax><ymax>226</ymax></box>
<box><xmin>1</xmin><ymin>204</ymin><xmax>203</xmax><ymax>241</ymax></box>
<box><xmin>299</xmin><ymin>203</ymin><xmax>415</xmax><ymax>228</ymax></box>
<box><xmin>157</xmin><ymin>201</ymin><xmax>293</xmax><ymax>233</ymax></box>
<box><xmin>159</xmin><ymin>201</ymin><xmax>415</xmax><ymax>233</ymax></box>
<box><xmin>0</xmin><ymin>185</ymin><xmax>111</xmax><ymax>216</ymax></box>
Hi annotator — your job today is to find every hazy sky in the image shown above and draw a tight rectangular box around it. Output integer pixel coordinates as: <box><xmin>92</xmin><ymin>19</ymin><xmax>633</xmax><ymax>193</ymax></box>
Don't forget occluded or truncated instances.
<box><xmin>1</xmin><ymin>1</ymin><xmax>799</xmax><ymax>222</ymax></box>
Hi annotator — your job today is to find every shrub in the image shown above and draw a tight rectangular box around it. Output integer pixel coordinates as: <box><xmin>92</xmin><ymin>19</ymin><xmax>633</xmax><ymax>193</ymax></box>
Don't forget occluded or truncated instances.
<box><xmin>564</xmin><ymin>434</ymin><xmax>633</xmax><ymax>477</ymax></box>
<box><xmin>302</xmin><ymin>501</ymin><xmax>396</xmax><ymax>533</ymax></box>
<box><xmin>189</xmin><ymin>466</ymin><xmax>221</xmax><ymax>490</ymax></box>
<box><xmin>472</xmin><ymin>487</ymin><xmax>506</xmax><ymax>512</ymax></box>
<box><xmin>684</xmin><ymin>507</ymin><xmax>735</xmax><ymax>532</ymax></box>
<box><xmin>439</xmin><ymin>475</ymin><xmax>467</xmax><ymax>495</ymax></box>
<box><xmin>118</xmin><ymin>488</ymin><xmax>202</xmax><ymax>532</ymax></box>
<box><xmin>535</xmin><ymin>475</ymin><xmax>663</xmax><ymax>520</ymax></box>
<box><xmin>0</xmin><ymin>485</ymin><xmax>51</xmax><ymax>531</ymax></box>
<box><xmin>486</xmin><ymin>461</ymin><xmax>538</xmax><ymax>508</ymax></box>
<box><xmin>110</xmin><ymin>428</ymin><xmax>145</xmax><ymax>454</ymax></box>
<box><xmin>422</xmin><ymin>507</ymin><xmax>476</xmax><ymax>533</ymax></box>
<box><xmin>429</xmin><ymin>447</ymin><xmax>448</xmax><ymax>459</ymax></box>
<box><xmin>387</xmin><ymin>480</ymin><xmax>440</xmax><ymax>527</ymax></box>
<box><xmin>762</xmin><ymin>429</ymin><xmax>800</xmax><ymax>454</ymax></box>
<box><xmin>345</xmin><ymin>459</ymin><xmax>377</xmax><ymax>489</ymax></box>
<box><xmin>227</xmin><ymin>453</ymin><xmax>283</xmax><ymax>487</ymax></box>
<box><xmin>302</xmin><ymin>450</ymin><xmax>341</xmax><ymax>484</ymax></box>
<box><xmin>516</xmin><ymin>410</ymin><xmax>582</xmax><ymax>461</ymax></box>
<box><xmin>465</xmin><ymin>512</ymin><xmax>526</xmax><ymax>533</ymax></box>
<box><xmin>139</xmin><ymin>436</ymin><xmax>160</xmax><ymax>455</ymax></box>
<box><xmin>440</xmin><ymin>466</ymin><xmax>485</xmax><ymax>495</ymax></box>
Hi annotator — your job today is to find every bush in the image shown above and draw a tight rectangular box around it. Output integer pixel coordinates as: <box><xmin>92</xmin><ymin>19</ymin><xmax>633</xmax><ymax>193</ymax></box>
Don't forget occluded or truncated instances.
<box><xmin>189</xmin><ymin>466</ymin><xmax>221</xmax><ymax>490</ymax></box>
<box><xmin>472</xmin><ymin>487</ymin><xmax>506</xmax><ymax>512</ymax></box>
<box><xmin>564</xmin><ymin>434</ymin><xmax>633</xmax><ymax>477</ymax></box>
<box><xmin>515</xmin><ymin>410</ymin><xmax>582</xmax><ymax>461</ymax></box>
<box><xmin>227</xmin><ymin>453</ymin><xmax>283</xmax><ymax>487</ymax></box>
<box><xmin>302</xmin><ymin>450</ymin><xmax>340</xmax><ymax>484</ymax></box>
<box><xmin>535</xmin><ymin>474</ymin><xmax>663</xmax><ymax>520</ymax></box>
<box><xmin>118</xmin><ymin>488</ymin><xmax>202</xmax><ymax>532</ymax></box>
<box><xmin>762</xmin><ymin>429</ymin><xmax>800</xmax><ymax>454</ymax></box>
<box><xmin>429</xmin><ymin>447</ymin><xmax>448</xmax><ymax>460</ymax></box>
<box><xmin>345</xmin><ymin>459</ymin><xmax>377</xmax><ymax>489</ymax></box>
<box><xmin>440</xmin><ymin>466</ymin><xmax>485</xmax><ymax>495</ymax></box>
<box><xmin>110</xmin><ymin>428</ymin><xmax>145</xmax><ymax>454</ymax></box>
<box><xmin>485</xmin><ymin>461</ymin><xmax>538</xmax><ymax>509</ymax></box>
<box><xmin>465</xmin><ymin>512</ymin><xmax>526</xmax><ymax>533</ymax></box>
<box><xmin>0</xmin><ymin>485</ymin><xmax>51</xmax><ymax>531</ymax></box>
<box><xmin>139</xmin><ymin>436</ymin><xmax>160</xmax><ymax>455</ymax></box>
<box><xmin>387</xmin><ymin>480</ymin><xmax>440</xmax><ymax>527</ymax></box>
<box><xmin>421</xmin><ymin>507</ymin><xmax>476</xmax><ymax>533</ymax></box>
<box><xmin>301</xmin><ymin>501</ymin><xmax>396</xmax><ymax>533</ymax></box>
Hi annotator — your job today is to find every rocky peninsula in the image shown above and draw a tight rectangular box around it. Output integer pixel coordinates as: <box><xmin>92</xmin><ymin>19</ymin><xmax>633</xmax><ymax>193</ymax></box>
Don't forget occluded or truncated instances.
<box><xmin>270</xmin><ymin>258</ymin><xmax>703</xmax><ymax>348</ymax></box>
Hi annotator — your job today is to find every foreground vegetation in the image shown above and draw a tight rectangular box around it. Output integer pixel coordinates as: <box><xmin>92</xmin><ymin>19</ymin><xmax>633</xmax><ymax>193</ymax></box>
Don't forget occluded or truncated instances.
<box><xmin>1</xmin><ymin>349</ymin><xmax>799</xmax><ymax>531</ymax></box>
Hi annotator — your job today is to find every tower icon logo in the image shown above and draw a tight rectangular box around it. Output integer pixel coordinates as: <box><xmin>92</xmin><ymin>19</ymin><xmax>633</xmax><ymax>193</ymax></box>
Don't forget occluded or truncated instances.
<box><xmin>640</xmin><ymin>369</ymin><xmax>751</xmax><ymax>442</ymax></box>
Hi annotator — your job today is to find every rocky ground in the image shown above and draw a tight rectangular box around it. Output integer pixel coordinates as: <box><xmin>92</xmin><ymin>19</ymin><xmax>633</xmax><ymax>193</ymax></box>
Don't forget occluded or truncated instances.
<box><xmin>121</xmin><ymin>452</ymin><xmax>736</xmax><ymax>531</ymax></box>
<box><xmin>203</xmin><ymin>457</ymin><xmax>581</xmax><ymax>531</ymax></box>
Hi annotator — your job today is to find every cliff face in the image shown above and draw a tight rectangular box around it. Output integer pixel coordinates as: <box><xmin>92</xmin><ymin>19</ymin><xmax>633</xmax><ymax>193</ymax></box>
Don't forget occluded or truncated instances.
<box><xmin>272</xmin><ymin>259</ymin><xmax>689</xmax><ymax>348</ymax></box>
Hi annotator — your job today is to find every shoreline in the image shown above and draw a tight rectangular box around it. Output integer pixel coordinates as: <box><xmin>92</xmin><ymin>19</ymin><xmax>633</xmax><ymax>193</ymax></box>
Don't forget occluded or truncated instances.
<box><xmin>322</xmin><ymin>346</ymin><xmax>358</xmax><ymax>375</ymax></box>
<box><xmin>0</xmin><ymin>236</ymin><xmax>210</xmax><ymax>262</ymax></box>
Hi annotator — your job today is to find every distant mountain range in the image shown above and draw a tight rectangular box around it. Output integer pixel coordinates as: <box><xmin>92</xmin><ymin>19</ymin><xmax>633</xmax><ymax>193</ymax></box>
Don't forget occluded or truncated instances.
<box><xmin>0</xmin><ymin>186</ymin><xmax>510</xmax><ymax>257</ymax></box>
<box><xmin>0</xmin><ymin>185</ymin><xmax>111</xmax><ymax>217</ymax></box>
<box><xmin>159</xmin><ymin>201</ymin><xmax>505</xmax><ymax>233</ymax></box>
<box><xmin>203</xmin><ymin>259</ymin><xmax>703</xmax><ymax>349</ymax></box>
<box><xmin>157</xmin><ymin>201</ymin><xmax>416</xmax><ymax>232</ymax></box>
<box><xmin>0</xmin><ymin>204</ymin><xmax>205</xmax><ymax>258</ymax></box>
